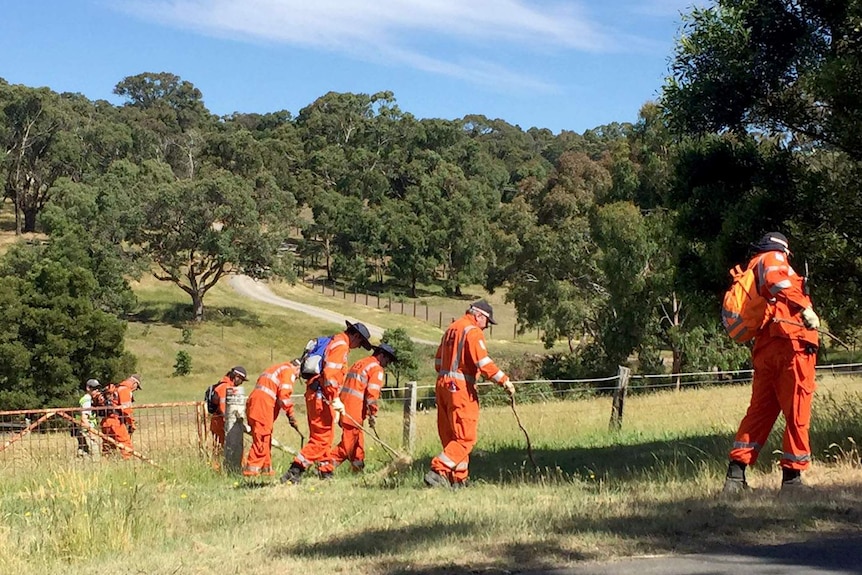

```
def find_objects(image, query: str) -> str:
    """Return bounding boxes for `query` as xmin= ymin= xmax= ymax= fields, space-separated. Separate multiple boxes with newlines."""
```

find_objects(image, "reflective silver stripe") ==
xmin=279 ymin=384 xmax=293 ymax=392
xmin=437 ymin=452 xmax=457 ymax=469
xmin=325 ymin=362 xmax=344 ymax=369
xmin=330 ymin=340 xmax=347 ymax=348
xmin=243 ymin=465 xmax=261 ymax=473
xmin=280 ymin=399 xmax=293 ymax=407
xmin=733 ymin=441 xmax=762 ymax=451
xmin=783 ymin=452 xmax=810 ymax=462
xmin=366 ymin=399 xmax=378 ymax=407
xmin=346 ymin=372 xmax=369 ymax=384
xmin=120 ymin=402 xmax=133 ymax=408
xmin=264 ymin=373 xmax=280 ymax=385
xmin=296 ymin=453 xmax=312 ymax=467
xmin=254 ymin=385 xmax=277 ymax=400
xmin=368 ymin=384 xmax=381 ymax=391
xmin=770 ymin=279 xmax=792 ymax=294
xmin=455 ymin=462 xmax=468 ymax=471
xmin=341 ymin=387 xmax=364 ymax=400
xmin=437 ymin=370 xmax=476 ymax=383
xmin=491 ymin=370 xmax=505 ymax=383
xmin=324 ymin=379 xmax=339 ymax=388
xmin=764 ymin=265 xmax=785 ymax=273
xmin=477 ymin=357 xmax=492 ymax=368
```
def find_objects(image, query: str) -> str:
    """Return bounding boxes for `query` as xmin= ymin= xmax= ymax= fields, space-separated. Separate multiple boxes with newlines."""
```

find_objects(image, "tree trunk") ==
xmin=22 ymin=205 xmax=37 ymax=234
xmin=192 ymin=291 xmax=205 ymax=322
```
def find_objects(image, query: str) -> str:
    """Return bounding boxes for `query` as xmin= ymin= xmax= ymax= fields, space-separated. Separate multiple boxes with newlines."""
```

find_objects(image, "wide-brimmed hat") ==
xmin=372 ymin=343 xmax=398 ymax=363
xmin=469 ymin=300 xmax=497 ymax=325
xmin=345 ymin=321 xmax=373 ymax=349
xmin=85 ymin=378 xmax=101 ymax=389
xmin=130 ymin=374 xmax=143 ymax=390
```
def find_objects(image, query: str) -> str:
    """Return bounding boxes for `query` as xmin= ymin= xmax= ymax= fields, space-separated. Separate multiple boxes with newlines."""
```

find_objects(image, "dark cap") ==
xmin=345 ymin=321 xmax=373 ymax=350
xmin=230 ymin=366 xmax=248 ymax=381
xmin=469 ymin=300 xmax=497 ymax=325
xmin=373 ymin=343 xmax=398 ymax=363
xmin=751 ymin=232 xmax=791 ymax=255
xmin=85 ymin=378 xmax=101 ymax=389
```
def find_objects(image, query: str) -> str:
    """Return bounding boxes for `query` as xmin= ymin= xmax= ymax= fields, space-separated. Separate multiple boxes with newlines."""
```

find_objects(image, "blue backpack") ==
xmin=300 ymin=335 xmax=333 ymax=380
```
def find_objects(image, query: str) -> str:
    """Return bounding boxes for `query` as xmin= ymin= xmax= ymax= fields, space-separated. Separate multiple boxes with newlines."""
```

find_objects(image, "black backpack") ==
xmin=203 ymin=382 xmax=220 ymax=415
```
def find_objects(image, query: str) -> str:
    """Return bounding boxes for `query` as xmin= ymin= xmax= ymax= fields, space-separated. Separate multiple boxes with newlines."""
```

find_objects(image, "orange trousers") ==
xmin=243 ymin=417 xmax=274 ymax=476
xmin=293 ymin=389 xmax=335 ymax=474
xmin=332 ymin=424 xmax=365 ymax=471
xmin=730 ymin=337 xmax=817 ymax=470
xmin=430 ymin=380 xmax=479 ymax=482
xmin=101 ymin=415 xmax=132 ymax=459
xmin=209 ymin=415 xmax=226 ymax=449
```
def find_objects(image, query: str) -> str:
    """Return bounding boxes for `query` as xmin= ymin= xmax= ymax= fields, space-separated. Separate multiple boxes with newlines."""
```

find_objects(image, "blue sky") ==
xmin=0 ymin=0 xmax=705 ymax=134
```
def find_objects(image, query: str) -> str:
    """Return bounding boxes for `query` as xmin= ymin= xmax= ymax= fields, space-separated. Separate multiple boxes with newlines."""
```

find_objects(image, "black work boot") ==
xmin=423 ymin=470 xmax=451 ymax=489
xmin=318 ymin=470 xmax=334 ymax=480
xmin=280 ymin=462 xmax=304 ymax=485
xmin=721 ymin=460 xmax=749 ymax=495
xmin=451 ymin=478 xmax=471 ymax=490
xmin=780 ymin=468 xmax=812 ymax=495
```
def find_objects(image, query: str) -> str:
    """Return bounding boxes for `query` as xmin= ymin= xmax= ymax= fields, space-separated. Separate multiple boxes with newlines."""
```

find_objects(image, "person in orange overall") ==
xmin=116 ymin=374 xmax=142 ymax=437
xmin=332 ymin=343 xmax=397 ymax=472
xmin=210 ymin=366 xmax=248 ymax=450
xmin=281 ymin=321 xmax=372 ymax=484
xmin=243 ymin=360 xmax=301 ymax=477
xmin=723 ymin=232 xmax=821 ymax=493
xmin=425 ymin=300 xmax=515 ymax=489
xmin=97 ymin=381 xmax=133 ymax=459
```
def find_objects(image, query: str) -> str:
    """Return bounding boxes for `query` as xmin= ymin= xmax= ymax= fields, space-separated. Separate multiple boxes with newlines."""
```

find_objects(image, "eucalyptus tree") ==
xmin=0 ymin=83 xmax=86 ymax=233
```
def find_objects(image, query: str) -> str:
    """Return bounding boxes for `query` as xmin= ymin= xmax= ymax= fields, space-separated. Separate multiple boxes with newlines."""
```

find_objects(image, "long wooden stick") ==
xmin=510 ymin=396 xmax=538 ymax=469
xmin=771 ymin=318 xmax=851 ymax=349
xmin=0 ymin=411 xmax=55 ymax=453
xmin=56 ymin=412 xmax=161 ymax=468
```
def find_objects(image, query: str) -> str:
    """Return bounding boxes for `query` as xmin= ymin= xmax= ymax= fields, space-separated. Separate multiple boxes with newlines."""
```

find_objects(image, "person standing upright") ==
xmin=243 ymin=360 xmax=301 ymax=477
xmin=425 ymin=300 xmax=515 ymax=489
xmin=332 ymin=343 xmax=397 ymax=472
xmin=208 ymin=366 xmax=248 ymax=450
xmin=281 ymin=321 xmax=372 ymax=484
xmin=116 ymin=374 xmax=142 ymax=438
xmin=723 ymin=232 xmax=821 ymax=493
xmin=72 ymin=378 xmax=101 ymax=457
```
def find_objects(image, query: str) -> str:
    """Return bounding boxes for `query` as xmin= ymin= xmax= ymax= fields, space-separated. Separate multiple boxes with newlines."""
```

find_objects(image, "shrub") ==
xmin=173 ymin=351 xmax=192 ymax=376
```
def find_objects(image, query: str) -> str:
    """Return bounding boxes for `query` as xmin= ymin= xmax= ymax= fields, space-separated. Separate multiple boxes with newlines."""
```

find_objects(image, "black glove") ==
xmin=367 ymin=414 xmax=376 ymax=429
xmin=288 ymin=416 xmax=298 ymax=429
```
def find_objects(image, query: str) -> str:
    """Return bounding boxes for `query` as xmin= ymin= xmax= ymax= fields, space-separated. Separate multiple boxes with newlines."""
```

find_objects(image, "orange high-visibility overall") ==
xmin=209 ymin=376 xmax=234 ymax=448
xmin=98 ymin=384 xmax=133 ymax=459
xmin=117 ymin=378 xmax=137 ymax=435
xmin=294 ymin=332 xmax=350 ymax=474
xmin=730 ymin=250 xmax=819 ymax=471
xmin=243 ymin=362 xmax=299 ymax=476
xmin=332 ymin=355 xmax=384 ymax=471
xmin=431 ymin=313 xmax=510 ymax=483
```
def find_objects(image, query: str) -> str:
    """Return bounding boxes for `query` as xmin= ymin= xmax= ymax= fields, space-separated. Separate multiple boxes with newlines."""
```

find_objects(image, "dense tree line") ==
xmin=2 ymin=0 xmax=862 ymax=407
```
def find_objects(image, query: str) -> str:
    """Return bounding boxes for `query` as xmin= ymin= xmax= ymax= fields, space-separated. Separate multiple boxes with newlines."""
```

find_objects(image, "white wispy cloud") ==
xmin=631 ymin=0 xmax=707 ymax=17
xmin=115 ymin=0 xmax=646 ymax=92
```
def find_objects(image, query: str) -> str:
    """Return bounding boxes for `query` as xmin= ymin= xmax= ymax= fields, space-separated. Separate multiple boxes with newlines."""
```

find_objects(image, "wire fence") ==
xmin=3 ymin=363 xmax=861 ymax=472
xmin=0 ymin=402 xmax=207 ymax=471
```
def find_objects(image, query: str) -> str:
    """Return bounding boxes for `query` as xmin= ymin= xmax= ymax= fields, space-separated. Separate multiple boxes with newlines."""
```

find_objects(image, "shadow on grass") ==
xmin=129 ymin=303 xmax=262 ymax=328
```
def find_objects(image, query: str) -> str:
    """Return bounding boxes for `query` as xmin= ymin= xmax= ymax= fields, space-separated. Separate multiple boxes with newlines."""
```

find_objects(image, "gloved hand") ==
xmin=502 ymin=380 xmax=515 ymax=398
xmin=367 ymin=414 xmax=377 ymax=429
xmin=330 ymin=397 xmax=345 ymax=414
xmin=288 ymin=415 xmax=298 ymax=429
xmin=801 ymin=307 xmax=821 ymax=330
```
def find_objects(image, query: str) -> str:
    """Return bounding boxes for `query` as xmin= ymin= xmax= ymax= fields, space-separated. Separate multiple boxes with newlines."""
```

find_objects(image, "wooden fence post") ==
xmin=609 ymin=366 xmax=631 ymax=432
xmin=402 ymin=381 xmax=417 ymax=454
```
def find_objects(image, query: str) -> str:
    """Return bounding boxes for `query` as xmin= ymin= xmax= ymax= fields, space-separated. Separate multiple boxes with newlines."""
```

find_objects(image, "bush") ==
xmin=173 ymin=351 xmax=192 ymax=376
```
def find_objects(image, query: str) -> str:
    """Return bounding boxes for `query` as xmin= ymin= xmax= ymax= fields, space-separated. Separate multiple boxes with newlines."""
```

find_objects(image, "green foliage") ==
xmin=173 ymin=350 xmax=192 ymax=377
xmin=0 ymin=237 xmax=136 ymax=409
xmin=181 ymin=327 xmax=193 ymax=345
xmin=380 ymin=327 xmax=418 ymax=387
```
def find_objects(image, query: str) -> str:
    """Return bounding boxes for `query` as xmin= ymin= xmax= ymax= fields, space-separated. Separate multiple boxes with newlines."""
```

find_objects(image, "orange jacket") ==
xmin=339 ymin=355 xmax=384 ymax=425
xmin=211 ymin=375 xmax=235 ymax=419
xmin=310 ymin=332 xmax=351 ymax=402
xmin=435 ymin=313 xmax=509 ymax=391
xmin=117 ymin=378 xmax=137 ymax=428
xmin=247 ymin=362 xmax=299 ymax=423
xmin=749 ymin=250 xmax=818 ymax=347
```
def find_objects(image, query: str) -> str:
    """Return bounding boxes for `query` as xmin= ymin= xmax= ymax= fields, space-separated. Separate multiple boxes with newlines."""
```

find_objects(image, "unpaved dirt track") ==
xmin=229 ymin=276 xmax=438 ymax=346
